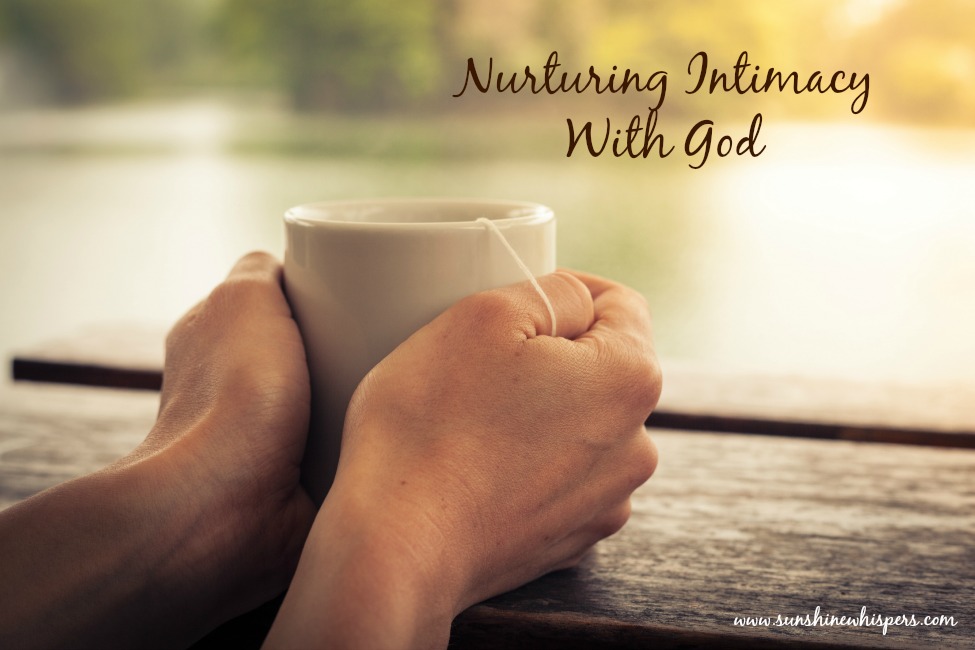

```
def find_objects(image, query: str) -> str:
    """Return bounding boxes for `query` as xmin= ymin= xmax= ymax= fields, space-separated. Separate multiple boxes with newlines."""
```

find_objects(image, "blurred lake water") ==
xmin=1 ymin=98 xmax=973 ymax=388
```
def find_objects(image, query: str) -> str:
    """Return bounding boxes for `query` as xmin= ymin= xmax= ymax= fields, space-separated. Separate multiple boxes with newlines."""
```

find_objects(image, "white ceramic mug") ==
xmin=283 ymin=198 xmax=556 ymax=504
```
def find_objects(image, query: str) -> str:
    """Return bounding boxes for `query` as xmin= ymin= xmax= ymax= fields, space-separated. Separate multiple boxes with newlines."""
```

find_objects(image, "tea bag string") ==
xmin=476 ymin=217 xmax=557 ymax=337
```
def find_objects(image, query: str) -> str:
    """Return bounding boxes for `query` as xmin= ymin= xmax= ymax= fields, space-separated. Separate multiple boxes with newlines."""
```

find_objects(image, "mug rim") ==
xmin=284 ymin=198 xmax=553 ymax=229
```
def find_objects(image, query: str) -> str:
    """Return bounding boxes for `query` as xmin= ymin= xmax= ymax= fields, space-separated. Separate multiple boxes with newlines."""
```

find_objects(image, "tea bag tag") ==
xmin=476 ymin=217 xmax=557 ymax=337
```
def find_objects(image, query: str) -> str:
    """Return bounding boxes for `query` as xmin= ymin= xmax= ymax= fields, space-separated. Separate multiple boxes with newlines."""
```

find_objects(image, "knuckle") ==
xmin=164 ymin=302 xmax=200 ymax=351
xmin=628 ymin=433 xmax=659 ymax=488
xmin=165 ymin=276 xmax=272 ymax=351
xmin=596 ymin=500 xmax=632 ymax=539
xmin=611 ymin=346 xmax=663 ymax=419
xmin=555 ymin=548 xmax=590 ymax=572
xmin=207 ymin=275 xmax=270 ymax=313
xmin=453 ymin=288 xmax=528 ymax=333
xmin=163 ymin=322 xmax=181 ymax=355
xmin=231 ymin=250 xmax=279 ymax=279
xmin=240 ymin=250 xmax=275 ymax=266
xmin=640 ymin=355 xmax=664 ymax=413
xmin=550 ymin=270 xmax=591 ymax=303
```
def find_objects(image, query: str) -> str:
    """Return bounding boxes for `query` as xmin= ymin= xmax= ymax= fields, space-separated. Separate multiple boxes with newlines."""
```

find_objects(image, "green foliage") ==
xmin=0 ymin=0 xmax=206 ymax=103
xmin=1 ymin=0 xmax=972 ymax=124
xmin=216 ymin=0 xmax=442 ymax=111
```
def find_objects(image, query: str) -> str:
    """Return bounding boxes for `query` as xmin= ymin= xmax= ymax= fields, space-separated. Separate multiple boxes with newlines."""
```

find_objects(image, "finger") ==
xmin=167 ymin=252 xmax=279 ymax=346
xmin=530 ymin=271 xmax=595 ymax=340
xmin=559 ymin=271 xmax=662 ymax=417
xmin=212 ymin=251 xmax=291 ymax=319
xmin=556 ymin=268 xmax=626 ymax=302
xmin=458 ymin=271 xmax=595 ymax=342
xmin=164 ymin=253 xmax=277 ymax=369
xmin=226 ymin=250 xmax=282 ymax=284
xmin=567 ymin=270 xmax=654 ymax=349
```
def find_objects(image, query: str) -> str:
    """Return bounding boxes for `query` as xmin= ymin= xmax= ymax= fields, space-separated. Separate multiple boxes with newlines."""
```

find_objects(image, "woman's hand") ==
xmin=267 ymin=270 xmax=661 ymax=649
xmin=145 ymin=251 xmax=318 ymax=625
xmin=0 ymin=254 xmax=660 ymax=650
xmin=0 ymin=252 xmax=317 ymax=648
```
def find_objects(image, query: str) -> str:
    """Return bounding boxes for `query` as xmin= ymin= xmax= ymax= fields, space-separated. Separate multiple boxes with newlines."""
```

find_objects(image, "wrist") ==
xmin=123 ymin=426 xmax=307 ymax=628
xmin=266 ymin=476 xmax=464 ymax=649
xmin=0 ymin=454 xmax=227 ymax=648
xmin=106 ymin=452 xmax=241 ymax=638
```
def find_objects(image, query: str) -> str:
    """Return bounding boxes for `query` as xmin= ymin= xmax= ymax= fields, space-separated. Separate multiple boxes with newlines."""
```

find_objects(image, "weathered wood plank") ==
xmin=10 ymin=323 xmax=165 ymax=392
xmin=10 ymin=325 xmax=975 ymax=447
xmin=656 ymin=361 xmax=975 ymax=443
xmin=1 ymin=382 xmax=972 ymax=648
xmin=0 ymin=381 xmax=155 ymax=509
xmin=453 ymin=430 xmax=975 ymax=648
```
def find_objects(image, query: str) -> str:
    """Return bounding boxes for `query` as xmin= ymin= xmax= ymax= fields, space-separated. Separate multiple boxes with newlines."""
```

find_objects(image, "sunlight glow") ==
xmin=843 ymin=0 xmax=903 ymax=27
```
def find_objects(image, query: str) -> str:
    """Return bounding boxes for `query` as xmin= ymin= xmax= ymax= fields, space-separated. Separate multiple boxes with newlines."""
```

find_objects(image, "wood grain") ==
xmin=10 ymin=323 xmax=165 ymax=392
xmin=453 ymin=430 xmax=975 ymax=648
xmin=652 ymin=362 xmax=975 ymax=448
xmin=10 ymin=325 xmax=975 ymax=448
xmin=2 ymin=382 xmax=971 ymax=648
xmin=0 ymin=381 xmax=154 ymax=509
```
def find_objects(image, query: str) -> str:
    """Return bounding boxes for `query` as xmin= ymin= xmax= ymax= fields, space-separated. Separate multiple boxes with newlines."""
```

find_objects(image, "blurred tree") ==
xmin=0 ymin=0 xmax=206 ymax=103
xmin=217 ymin=0 xmax=441 ymax=111
xmin=582 ymin=0 xmax=850 ymax=116
xmin=1 ymin=0 xmax=145 ymax=101
xmin=849 ymin=0 xmax=975 ymax=124
xmin=1 ymin=0 xmax=970 ymax=125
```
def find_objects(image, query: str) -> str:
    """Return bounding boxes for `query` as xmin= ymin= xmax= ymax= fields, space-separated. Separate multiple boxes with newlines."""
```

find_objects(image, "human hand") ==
xmin=142 ymin=251 xmax=317 ymax=627
xmin=0 ymin=252 xmax=318 ymax=649
xmin=266 ymin=270 xmax=660 ymax=649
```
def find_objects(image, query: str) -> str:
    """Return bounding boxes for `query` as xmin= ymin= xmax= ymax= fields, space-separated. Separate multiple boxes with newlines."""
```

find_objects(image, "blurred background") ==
xmin=1 ymin=0 xmax=973 ymax=387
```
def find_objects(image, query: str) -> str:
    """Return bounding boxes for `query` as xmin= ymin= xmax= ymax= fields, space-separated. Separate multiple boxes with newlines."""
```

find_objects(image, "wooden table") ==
xmin=4 ymin=329 xmax=974 ymax=649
